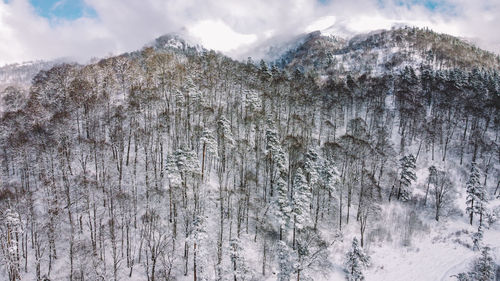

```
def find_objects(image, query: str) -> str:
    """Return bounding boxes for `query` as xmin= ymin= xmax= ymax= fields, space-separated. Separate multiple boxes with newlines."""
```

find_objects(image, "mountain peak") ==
xmin=275 ymin=26 xmax=500 ymax=75
xmin=145 ymin=33 xmax=206 ymax=54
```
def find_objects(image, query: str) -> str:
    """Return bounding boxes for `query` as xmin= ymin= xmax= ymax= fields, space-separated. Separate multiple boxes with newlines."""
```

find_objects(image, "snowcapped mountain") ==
xmin=147 ymin=33 xmax=206 ymax=53
xmin=274 ymin=26 xmax=500 ymax=76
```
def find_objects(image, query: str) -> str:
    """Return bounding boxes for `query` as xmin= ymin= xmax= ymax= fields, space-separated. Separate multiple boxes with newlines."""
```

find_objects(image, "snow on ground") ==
xmin=367 ymin=220 xmax=472 ymax=281
xmin=368 ymin=239 xmax=473 ymax=281
xmin=365 ymin=198 xmax=500 ymax=281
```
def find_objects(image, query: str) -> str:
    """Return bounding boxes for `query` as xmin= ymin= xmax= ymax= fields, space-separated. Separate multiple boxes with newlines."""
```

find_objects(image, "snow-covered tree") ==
xmin=304 ymin=148 xmax=320 ymax=187
xmin=473 ymin=246 xmax=496 ymax=281
xmin=432 ymin=169 xmax=455 ymax=221
xmin=472 ymin=225 xmax=483 ymax=251
xmin=218 ymin=116 xmax=235 ymax=146
xmin=358 ymin=199 xmax=380 ymax=247
xmin=1 ymin=209 xmax=22 ymax=281
xmin=217 ymin=115 xmax=235 ymax=172
xmin=266 ymin=126 xmax=291 ymax=239
xmin=273 ymin=176 xmax=292 ymax=240
xmin=200 ymin=128 xmax=217 ymax=180
xmin=200 ymin=128 xmax=218 ymax=156
xmin=295 ymin=229 xmax=333 ymax=281
xmin=165 ymin=148 xmax=200 ymax=188
xmin=174 ymin=88 xmax=186 ymax=105
xmin=229 ymin=237 xmax=251 ymax=281
xmin=187 ymin=215 xmax=210 ymax=281
xmin=455 ymin=246 xmax=495 ymax=281
xmin=292 ymin=168 xmax=312 ymax=231
xmin=320 ymin=160 xmax=341 ymax=229
xmin=266 ymin=127 xmax=287 ymax=174
xmin=277 ymin=240 xmax=296 ymax=281
xmin=424 ymin=165 xmax=438 ymax=206
xmin=291 ymin=168 xmax=313 ymax=248
xmin=321 ymin=160 xmax=340 ymax=195
xmin=397 ymin=154 xmax=417 ymax=201
xmin=344 ymin=237 xmax=370 ymax=281
xmin=244 ymin=89 xmax=262 ymax=113
xmin=466 ymin=163 xmax=488 ymax=226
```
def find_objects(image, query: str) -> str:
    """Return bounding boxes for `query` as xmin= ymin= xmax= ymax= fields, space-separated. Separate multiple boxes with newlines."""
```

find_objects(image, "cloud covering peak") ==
xmin=0 ymin=0 xmax=499 ymax=65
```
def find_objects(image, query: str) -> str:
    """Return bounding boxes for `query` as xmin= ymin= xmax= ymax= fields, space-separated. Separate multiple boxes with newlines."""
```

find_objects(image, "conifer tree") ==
xmin=1 ymin=209 xmax=22 ymax=281
xmin=266 ymin=126 xmax=291 ymax=240
xmin=304 ymin=148 xmax=320 ymax=187
xmin=188 ymin=215 xmax=209 ymax=281
xmin=466 ymin=163 xmax=488 ymax=226
xmin=274 ymin=176 xmax=292 ymax=241
xmin=199 ymin=128 xmax=217 ymax=180
xmin=473 ymin=246 xmax=495 ymax=281
xmin=424 ymin=165 xmax=437 ymax=206
xmin=344 ymin=238 xmax=370 ymax=281
xmin=397 ymin=154 xmax=417 ymax=201
xmin=277 ymin=241 xmax=296 ymax=281
xmin=292 ymin=168 xmax=312 ymax=231
xmin=292 ymin=168 xmax=312 ymax=247
xmin=455 ymin=246 xmax=495 ymax=281
xmin=472 ymin=225 xmax=483 ymax=251
xmin=229 ymin=237 xmax=251 ymax=281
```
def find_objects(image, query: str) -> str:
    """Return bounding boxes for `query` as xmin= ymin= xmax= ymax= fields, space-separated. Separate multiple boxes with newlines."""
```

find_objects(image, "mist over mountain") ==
xmin=0 ymin=25 xmax=499 ymax=281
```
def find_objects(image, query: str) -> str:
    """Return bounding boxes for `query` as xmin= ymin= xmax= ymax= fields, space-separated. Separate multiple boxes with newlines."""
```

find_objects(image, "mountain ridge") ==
xmin=2 ymin=26 xmax=499 ymax=91
xmin=275 ymin=26 xmax=500 ymax=76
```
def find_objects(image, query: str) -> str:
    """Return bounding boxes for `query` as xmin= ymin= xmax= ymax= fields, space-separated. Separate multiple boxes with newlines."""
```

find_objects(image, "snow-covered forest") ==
xmin=1 ymin=27 xmax=500 ymax=281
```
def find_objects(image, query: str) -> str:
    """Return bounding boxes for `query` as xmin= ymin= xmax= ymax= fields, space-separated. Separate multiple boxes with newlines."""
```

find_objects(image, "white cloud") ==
xmin=0 ymin=0 xmax=499 ymax=66
xmin=51 ymin=0 xmax=67 ymax=11
xmin=188 ymin=19 xmax=257 ymax=52
xmin=306 ymin=16 xmax=336 ymax=32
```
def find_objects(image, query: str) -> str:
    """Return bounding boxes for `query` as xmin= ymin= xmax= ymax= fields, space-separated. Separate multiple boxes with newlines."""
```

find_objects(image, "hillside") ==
xmin=278 ymin=27 xmax=500 ymax=76
xmin=0 ymin=60 xmax=64 ymax=91
xmin=0 ymin=28 xmax=499 ymax=281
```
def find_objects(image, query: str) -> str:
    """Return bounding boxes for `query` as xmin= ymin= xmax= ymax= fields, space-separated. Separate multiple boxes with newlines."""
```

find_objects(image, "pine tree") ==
xmin=1 ymin=209 xmax=22 ymax=281
xmin=466 ymin=163 xmax=488 ymax=226
xmin=243 ymin=89 xmax=262 ymax=113
xmin=454 ymin=246 xmax=495 ymax=281
xmin=266 ymin=128 xmax=287 ymax=174
xmin=344 ymin=238 xmax=370 ymax=281
xmin=217 ymin=115 xmax=235 ymax=171
xmin=321 ymin=160 xmax=340 ymax=195
xmin=304 ymin=148 xmax=320 ymax=187
xmin=454 ymin=273 xmax=471 ymax=281
xmin=473 ymin=246 xmax=495 ymax=281
xmin=166 ymin=148 xmax=200 ymax=188
xmin=474 ymin=188 xmax=488 ymax=228
xmin=424 ymin=165 xmax=437 ymax=206
xmin=291 ymin=168 xmax=313 ymax=248
xmin=472 ymin=225 xmax=483 ymax=251
xmin=188 ymin=215 xmax=209 ymax=281
xmin=397 ymin=154 xmax=417 ymax=201
xmin=200 ymin=128 xmax=217 ymax=180
xmin=259 ymin=59 xmax=272 ymax=84
xmin=266 ymin=126 xmax=291 ymax=239
xmin=274 ymin=176 xmax=292 ymax=240
xmin=277 ymin=240 xmax=296 ymax=281
xmin=321 ymin=160 xmax=341 ymax=229
xmin=200 ymin=128 xmax=218 ymax=156
xmin=292 ymin=168 xmax=312 ymax=231
xmin=229 ymin=238 xmax=251 ymax=281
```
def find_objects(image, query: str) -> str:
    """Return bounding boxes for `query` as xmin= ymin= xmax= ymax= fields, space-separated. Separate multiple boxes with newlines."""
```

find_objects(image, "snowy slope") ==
xmin=275 ymin=26 xmax=500 ymax=77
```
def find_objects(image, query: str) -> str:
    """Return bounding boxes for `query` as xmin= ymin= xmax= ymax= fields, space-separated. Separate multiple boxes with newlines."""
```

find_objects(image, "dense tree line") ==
xmin=0 ymin=40 xmax=499 ymax=281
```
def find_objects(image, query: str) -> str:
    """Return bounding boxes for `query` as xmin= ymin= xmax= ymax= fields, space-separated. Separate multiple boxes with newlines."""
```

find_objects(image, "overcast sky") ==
xmin=0 ymin=0 xmax=499 ymax=65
